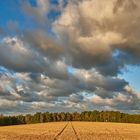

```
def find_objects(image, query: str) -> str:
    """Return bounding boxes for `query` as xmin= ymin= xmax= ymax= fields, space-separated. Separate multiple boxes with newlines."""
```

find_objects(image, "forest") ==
xmin=0 ymin=111 xmax=140 ymax=126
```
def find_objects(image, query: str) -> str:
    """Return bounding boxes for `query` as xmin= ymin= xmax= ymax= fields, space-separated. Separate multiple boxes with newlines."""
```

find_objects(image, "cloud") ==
xmin=0 ymin=36 xmax=68 ymax=79
xmin=22 ymin=0 xmax=66 ymax=25
xmin=53 ymin=0 xmax=140 ymax=75
xmin=1 ymin=66 xmax=139 ymax=113
xmin=0 ymin=0 xmax=140 ymax=114
xmin=22 ymin=30 xmax=63 ymax=60
xmin=0 ymin=37 xmax=46 ymax=72
xmin=22 ymin=0 xmax=50 ymax=24
xmin=91 ymin=84 xmax=140 ymax=112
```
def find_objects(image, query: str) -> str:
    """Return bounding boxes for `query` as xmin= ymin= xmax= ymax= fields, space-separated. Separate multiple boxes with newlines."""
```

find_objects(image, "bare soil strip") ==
xmin=54 ymin=122 xmax=69 ymax=140
xmin=71 ymin=122 xmax=80 ymax=140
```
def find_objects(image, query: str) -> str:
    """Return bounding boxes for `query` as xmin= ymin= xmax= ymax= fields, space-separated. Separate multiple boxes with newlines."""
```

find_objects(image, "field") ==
xmin=0 ymin=122 xmax=140 ymax=140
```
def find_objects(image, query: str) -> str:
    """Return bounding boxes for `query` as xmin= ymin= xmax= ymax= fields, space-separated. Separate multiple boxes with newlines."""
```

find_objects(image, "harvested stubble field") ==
xmin=0 ymin=122 xmax=140 ymax=140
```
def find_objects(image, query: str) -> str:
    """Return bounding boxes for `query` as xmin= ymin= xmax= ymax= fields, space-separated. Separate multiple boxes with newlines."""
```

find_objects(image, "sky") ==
xmin=0 ymin=0 xmax=140 ymax=115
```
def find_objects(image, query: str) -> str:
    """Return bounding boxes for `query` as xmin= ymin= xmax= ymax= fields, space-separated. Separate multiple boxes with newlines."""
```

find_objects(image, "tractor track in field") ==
xmin=53 ymin=122 xmax=69 ymax=140
xmin=70 ymin=122 xmax=80 ymax=140
xmin=38 ymin=122 xmax=80 ymax=140
xmin=38 ymin=122 xmax=69 ymax=139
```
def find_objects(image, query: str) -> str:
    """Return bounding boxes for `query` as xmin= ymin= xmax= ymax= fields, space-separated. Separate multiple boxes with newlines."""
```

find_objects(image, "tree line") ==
xmin=0 ymin=111 xmax=140 ymax=126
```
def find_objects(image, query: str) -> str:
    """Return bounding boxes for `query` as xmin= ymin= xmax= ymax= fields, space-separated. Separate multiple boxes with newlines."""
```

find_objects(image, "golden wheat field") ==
xmin=0 ymin=122 xmax=140 ymax=140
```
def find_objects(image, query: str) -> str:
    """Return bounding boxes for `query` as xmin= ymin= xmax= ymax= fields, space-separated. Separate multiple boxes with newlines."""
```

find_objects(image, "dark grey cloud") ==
xmin=0 ymin=37 xmax=46 ymax=72
xmin=0 ymin=37 xmax=68 ymax=80
xmin=22 ymin=31 xmax=63 ymax=60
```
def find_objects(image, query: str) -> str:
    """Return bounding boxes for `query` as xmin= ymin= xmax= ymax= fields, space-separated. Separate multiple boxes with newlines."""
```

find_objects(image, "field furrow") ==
xmin=54 ymin=122 xmax=69 ymax=140
xmin=58 ymin=122 xmax=77 ymax=140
